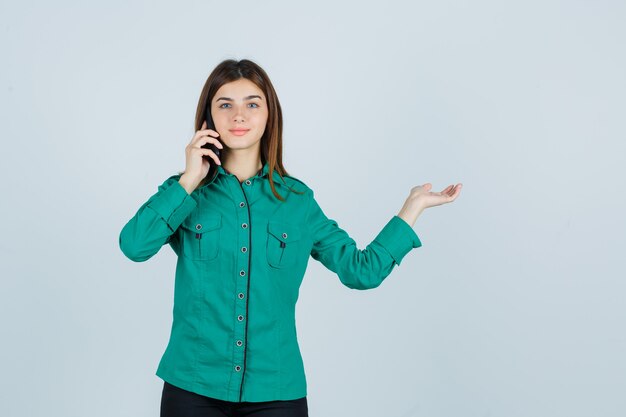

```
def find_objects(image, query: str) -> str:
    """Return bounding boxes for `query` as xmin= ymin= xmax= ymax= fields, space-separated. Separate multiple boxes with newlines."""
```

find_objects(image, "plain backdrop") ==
xmin=1 ymin=1 xmax=625 ymax=416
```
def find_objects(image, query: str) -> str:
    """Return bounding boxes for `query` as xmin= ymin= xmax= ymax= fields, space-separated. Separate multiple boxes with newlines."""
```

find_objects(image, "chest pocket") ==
xmin=266 ymin=221 xmax=302 ymax=268
xmin=180 ymin=214 xmax=222 ymax=261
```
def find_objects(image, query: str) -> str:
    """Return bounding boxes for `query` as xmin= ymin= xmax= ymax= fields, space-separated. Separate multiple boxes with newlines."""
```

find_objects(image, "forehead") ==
xmin=214 ymin=78 xmax=265 ymax=100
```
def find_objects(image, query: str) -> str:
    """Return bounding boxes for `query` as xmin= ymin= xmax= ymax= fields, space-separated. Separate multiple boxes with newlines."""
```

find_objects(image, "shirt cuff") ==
xmin=147 ymin=180 xmax=197 ymax=232
xmin=373 ymin=215 xmax=422 ymax=266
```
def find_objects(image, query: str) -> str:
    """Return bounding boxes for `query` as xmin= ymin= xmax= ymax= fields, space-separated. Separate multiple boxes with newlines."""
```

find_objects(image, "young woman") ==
xmin=119 ymin=58 xmax=462 ymax=417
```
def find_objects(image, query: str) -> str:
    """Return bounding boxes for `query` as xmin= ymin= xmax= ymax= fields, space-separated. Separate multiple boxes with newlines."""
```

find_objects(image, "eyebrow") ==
xmin=215 ymin=95 xmax=263 ymax=102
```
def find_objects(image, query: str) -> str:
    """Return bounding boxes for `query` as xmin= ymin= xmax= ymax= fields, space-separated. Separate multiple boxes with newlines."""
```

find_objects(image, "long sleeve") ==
xmin=307 ymin=189 xmax=422 ymax=290
xmin=119 ymin=175 xmax=197 ymax=262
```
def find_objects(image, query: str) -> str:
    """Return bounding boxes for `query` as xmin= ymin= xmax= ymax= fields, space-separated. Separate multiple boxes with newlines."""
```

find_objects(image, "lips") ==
xmin=229 ymin=129 xmax=250 ymax=136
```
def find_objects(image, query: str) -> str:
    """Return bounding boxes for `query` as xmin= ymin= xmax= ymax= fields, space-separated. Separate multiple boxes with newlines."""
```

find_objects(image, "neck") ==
xmin=222 ymin=150 xmax=263 ymax=183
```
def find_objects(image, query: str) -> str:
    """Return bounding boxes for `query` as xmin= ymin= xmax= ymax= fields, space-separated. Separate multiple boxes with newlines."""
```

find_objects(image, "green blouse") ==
xmin=119 ymin=161 xmax=422 ymax=402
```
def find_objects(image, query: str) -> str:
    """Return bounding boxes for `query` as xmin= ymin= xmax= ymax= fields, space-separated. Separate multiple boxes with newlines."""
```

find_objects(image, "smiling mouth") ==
xmin=230 ymin=129 xmax=250 ymax=136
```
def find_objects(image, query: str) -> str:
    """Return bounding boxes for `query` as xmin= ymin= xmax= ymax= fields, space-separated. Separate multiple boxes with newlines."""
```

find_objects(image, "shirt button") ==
xmin=238 ymin=315 xmax=244 ymax=321
xmin=242 ymin=223 xmax=248 ymax=229
xmin=239 ymin=201 xmax=245 ymax=208
xmin=195 ymin=224 xmax=202 ymax=231
xmin=241 ymin=246 xmax=247 ymax=253
xmin=245 ymin=180 xmax=251 ymax=185
xmin=235 ymin=365 xmax=241 ymax=372
xmin=236 ymin=340 xmax=243 ymax=347
xmin=238 ymin=292 xmax=245 ymax=299
xmin=282 ymin=232 xmax=288 ymax=239
xmin=239 ymin=270 xmax=246 ymax=277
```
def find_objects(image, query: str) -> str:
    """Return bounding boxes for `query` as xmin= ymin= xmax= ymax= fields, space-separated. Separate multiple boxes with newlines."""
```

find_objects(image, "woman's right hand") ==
xmin=179 ymin=120 xmax=224 ymax=194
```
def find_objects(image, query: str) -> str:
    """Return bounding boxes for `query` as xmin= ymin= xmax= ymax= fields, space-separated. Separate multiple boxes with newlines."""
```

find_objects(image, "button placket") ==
xmin=233 ymin=182 xmax=251 ymax=385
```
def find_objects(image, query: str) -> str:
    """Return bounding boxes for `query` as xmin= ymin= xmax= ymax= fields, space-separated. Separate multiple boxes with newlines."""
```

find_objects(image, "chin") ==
xmin=225 ymin=142 xmax=261 ymax=151
xmin=225 ymin=135 xmax=262 ymax=147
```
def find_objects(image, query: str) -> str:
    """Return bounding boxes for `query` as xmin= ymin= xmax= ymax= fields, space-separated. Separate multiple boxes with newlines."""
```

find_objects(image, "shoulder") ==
xmin=158 ymin=173 xmax=183 ymax=189
xmin=280 ymin=173 xmax=313 ymax=196
xmin=166 ymin=173 xmax=183 ymax=181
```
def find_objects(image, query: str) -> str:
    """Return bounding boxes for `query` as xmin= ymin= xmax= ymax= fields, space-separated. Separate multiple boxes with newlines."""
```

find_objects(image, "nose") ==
xmin=232 ymin=104 xmax=248 ymax=123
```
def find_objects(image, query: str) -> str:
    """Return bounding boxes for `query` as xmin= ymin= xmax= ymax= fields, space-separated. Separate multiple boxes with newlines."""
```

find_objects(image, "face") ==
xmin=210 ymin=78 xmax=269 ymax=155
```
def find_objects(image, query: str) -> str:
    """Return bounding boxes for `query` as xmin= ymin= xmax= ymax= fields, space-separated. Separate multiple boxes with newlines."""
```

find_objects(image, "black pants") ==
xmin=160 ymin=381 xmax=309 ymax=417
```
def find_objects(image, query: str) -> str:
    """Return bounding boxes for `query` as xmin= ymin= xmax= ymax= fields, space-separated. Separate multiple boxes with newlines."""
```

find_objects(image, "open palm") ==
xmin=411 ymin=183 xmax=463 ymax=209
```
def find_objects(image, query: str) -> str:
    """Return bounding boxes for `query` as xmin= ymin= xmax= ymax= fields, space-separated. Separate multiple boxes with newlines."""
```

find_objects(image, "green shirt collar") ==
xmin=215 ymin=161 xmax=287 ymax=186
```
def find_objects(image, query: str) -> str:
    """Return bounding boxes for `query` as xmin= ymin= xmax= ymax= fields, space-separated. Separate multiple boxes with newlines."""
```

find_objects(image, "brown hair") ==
xmin=178 ymin=58 xmax=303 ymax=201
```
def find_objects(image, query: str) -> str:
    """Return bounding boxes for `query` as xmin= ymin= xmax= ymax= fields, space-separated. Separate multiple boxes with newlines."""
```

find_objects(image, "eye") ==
xmin=218 ymin=103 xmax=259 ymax=109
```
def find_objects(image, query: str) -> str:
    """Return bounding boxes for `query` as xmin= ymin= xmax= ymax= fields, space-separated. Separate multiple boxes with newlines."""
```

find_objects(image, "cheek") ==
xmin=211 ymin=115 xmax=228 ymax=131
xmin=253 ymin=111 xmax=269 ymax=127
xmin=211 ymin=112 xmax=225 ymax=124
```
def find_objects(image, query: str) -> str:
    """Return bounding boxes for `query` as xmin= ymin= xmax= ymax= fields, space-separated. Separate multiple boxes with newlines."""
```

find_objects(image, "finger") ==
xmin=190 ymin=121 xmax=210 ymax=142
xmin=196 ymin=135 xmax=224 ymax=149
xmin=199 ymin=148 xmax=222 ymax=165
xmin=445 ymin=184 xmax=462 ymax=200
xmin=199 ymin=128 xmax=220 ymax=138
xmin=193 ymin=129 xmax=220 ymax=143
xmin=192 ymin=135 xmax=222 ymax=150
xmin=437 ymin=185 xmax=453 ymax=196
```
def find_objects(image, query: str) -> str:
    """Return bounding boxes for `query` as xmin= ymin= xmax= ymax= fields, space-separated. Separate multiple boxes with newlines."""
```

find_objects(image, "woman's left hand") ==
xmin=397 ymin=182 xmax=462 ymax=227
xmin=410 ymin=182 xmax=463 ymax=210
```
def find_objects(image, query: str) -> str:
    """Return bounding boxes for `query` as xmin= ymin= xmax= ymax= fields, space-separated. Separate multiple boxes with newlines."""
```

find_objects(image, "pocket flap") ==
xmin=267 ymin=221 xmax=301 ymax=243
xmin=181 ymin=215 xmax=222 ymax=234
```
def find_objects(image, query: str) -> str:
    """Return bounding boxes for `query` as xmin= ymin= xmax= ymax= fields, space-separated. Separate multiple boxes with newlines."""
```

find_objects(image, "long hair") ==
xmin=179 ymin=58 xmax=302 ymax=201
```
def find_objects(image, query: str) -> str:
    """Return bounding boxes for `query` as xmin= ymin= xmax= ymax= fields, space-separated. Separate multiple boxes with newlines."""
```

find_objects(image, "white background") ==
xmin=1 ymin=1 xmax=625 ymax=416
